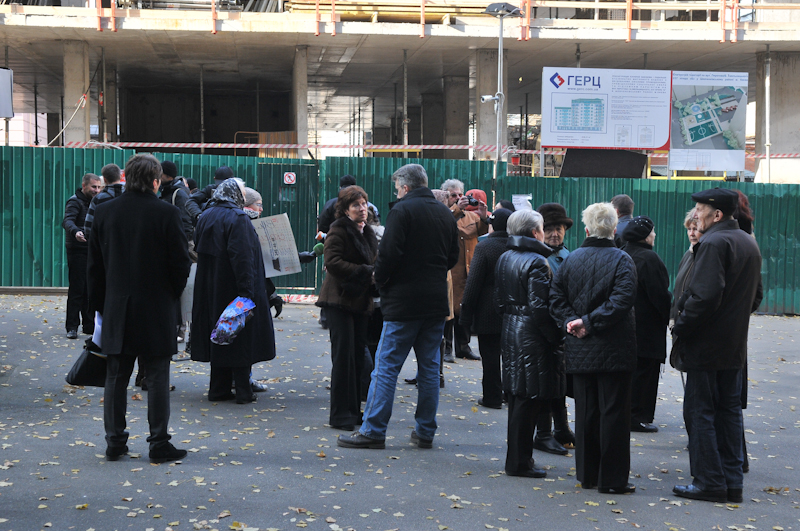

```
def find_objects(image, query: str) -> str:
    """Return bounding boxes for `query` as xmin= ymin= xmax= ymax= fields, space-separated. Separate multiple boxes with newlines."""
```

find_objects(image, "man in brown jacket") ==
xmin=440 ymin=179 xmax=488 ymax=362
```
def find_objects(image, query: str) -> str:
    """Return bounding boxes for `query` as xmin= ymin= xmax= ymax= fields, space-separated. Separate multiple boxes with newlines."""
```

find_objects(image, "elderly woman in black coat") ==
xmin=621 ymin=216 xmax=671 ymax=434
xmin=316 ymin=185 xmax=378 ymax=431
xmin=550 ymin=202 xmax=637 ymax=494
xmin=191 ymin=178 xmax=276 ymax=404
xmin=460 ymin=208 xmax=513 ymax=410
xmin=495 ymin=210 xmax=565 ymax=478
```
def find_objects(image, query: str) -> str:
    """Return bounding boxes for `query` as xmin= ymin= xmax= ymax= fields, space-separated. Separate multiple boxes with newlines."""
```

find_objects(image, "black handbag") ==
xmin=66 ymin=339 xmax=107 ymax=387
xmin=669 ymin=335 xmax=686 ymax=372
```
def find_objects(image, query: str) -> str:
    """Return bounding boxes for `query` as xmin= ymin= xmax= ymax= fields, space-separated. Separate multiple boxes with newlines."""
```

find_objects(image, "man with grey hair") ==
xmin=440 ymin=179 xmax=488 ymax=362
xmin=338 ymin=164 xmax=459 ymax=450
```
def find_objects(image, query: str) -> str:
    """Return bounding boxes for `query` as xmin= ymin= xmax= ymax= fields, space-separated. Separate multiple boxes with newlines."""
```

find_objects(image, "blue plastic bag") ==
xmin=211 ymin=296 xmax=256 ymax=345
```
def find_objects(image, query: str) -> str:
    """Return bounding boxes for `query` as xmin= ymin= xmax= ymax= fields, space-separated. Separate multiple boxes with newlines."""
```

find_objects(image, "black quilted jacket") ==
xmin=494 ymin=235 xmax=566 ymax=399
xmin=459 ymin=231 xmax=508 ymax=335
xmin=549 ymin=237 xmax=638 ymax=374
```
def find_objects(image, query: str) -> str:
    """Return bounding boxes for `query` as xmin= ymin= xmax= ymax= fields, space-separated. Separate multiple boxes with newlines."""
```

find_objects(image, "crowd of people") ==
xmin=65 ymin=157 xmax=763 ymax=503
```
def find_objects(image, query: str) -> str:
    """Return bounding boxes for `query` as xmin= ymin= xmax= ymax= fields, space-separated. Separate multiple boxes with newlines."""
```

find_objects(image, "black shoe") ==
xmin=579 ymin=481 xmax=597 ymax=489
xmin=236 ymin=393 xmax=257 ymax=404
xmin=599 ymin=483 xmax=636 ymax=494
xmin=410 ymin=430 xmax=433 ymax=449
xmin=477 ymin=398 xmax=502 ymax=410
xmin=404 ymin=378 xmax=417 ymax=385
xmin=727 ymin=488 xmax=743 ymax=503
xmin=66 ymin=329 xmax=78 ymax=340
xmin=250 ymin=379 xmax=269 ymax=393
xmin=456 ymin=349 xmax=481 ymax=361
xmin=337 ymin=432 xmax=385 ymax=449
xmin=208 ymin=393 xmax=236 ymax=402
xmin=554 ymin=428 xmax=576 ymax=447
xmin=631 ymin=421 xmax=659 ymax=433
xmin=533 ymin=435 xmax=568 ymax=456
xmin=507 ymin=467 xmax=547 ymax=478
xmin=319 ymin=318 xmax=328 ymax=330
xmin=443 ymin=352 xmax=456 ymax=364
xmin=82 ymin=328 xmax=94 ymax=336
xmin=672 ymin=484 xmax=726 ymax=502
xmin=331 ymin=424 xmax=355 ymax=431
xmin=105 ymin=445 xmax=129 ymax=461
xmin=149 ymin=443 xmax=187 ymax=463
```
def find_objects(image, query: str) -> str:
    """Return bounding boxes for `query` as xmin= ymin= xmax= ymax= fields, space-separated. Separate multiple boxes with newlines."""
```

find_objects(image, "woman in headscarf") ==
xmin=316 ymin=185 xmax=379 ymax=431
xmin=191 ymin=178 xmax=276 ymax=404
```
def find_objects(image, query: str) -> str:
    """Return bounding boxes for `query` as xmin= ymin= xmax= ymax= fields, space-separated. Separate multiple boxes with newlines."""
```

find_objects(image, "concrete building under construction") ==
xmin=1 ymin=0 xmax=799 ymax=180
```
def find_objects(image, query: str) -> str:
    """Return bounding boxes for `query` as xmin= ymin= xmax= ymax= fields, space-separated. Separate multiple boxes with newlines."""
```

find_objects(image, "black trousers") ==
xmin=444 ymin=319 xmax=472 ymax=356
xmin=104 ymin=355 xmax=171 ymax=451
xmin=478 ymin=334 xmax=502 ymax=407
xmin=573 ymin=372 xmax=632 ymax=489
xmin=209 ymin=365 xmax=252 ymax=402
xmin=66 ymin=249 xmax=91 ymax=332
xmin=505 ymin=395 xmax=542 ymax=474
xmin=631 ymin=357 xmax=661 ymax=423
xmin=327 ymin=306 xmax=368 ymax=427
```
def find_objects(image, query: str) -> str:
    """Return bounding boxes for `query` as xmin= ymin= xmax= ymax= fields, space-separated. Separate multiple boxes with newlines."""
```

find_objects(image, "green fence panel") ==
xmin=323 ymin=157 xmax=498 ymax=223
xmin=150 ymin=153 xmax=304 ymax=188
xmin=0 ymin=146 xmax=134 ymax=287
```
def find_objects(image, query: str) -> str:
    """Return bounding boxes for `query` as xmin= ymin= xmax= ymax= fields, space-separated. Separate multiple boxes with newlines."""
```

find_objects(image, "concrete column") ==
xmin=444 ymin=76 xmax=469 ymax=159
xmin=292 ymin=45 xmax=309 ymax=158
xmin=106 ymin=70 xmax=117 ymax=142
xmin=46 ymin=113 xmax=62 ymax=147
xmin=421 ymin=92 xmax=444 ymax=159
xmin=475 ymin=49 xmax=508 ymax=160
xmin=63 ymin=41 xmax=90 ymax=144
xmin=755 ymin=51 xmax=800 ymax=183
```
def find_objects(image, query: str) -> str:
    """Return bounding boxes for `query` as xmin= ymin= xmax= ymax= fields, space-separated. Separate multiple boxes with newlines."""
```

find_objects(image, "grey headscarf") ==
xmin=209 ymin=178 xmax=246 ymax=209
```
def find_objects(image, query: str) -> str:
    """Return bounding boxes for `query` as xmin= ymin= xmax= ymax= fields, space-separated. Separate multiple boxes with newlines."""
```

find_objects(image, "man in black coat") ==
xmin=672 ymin=188 xmax=762 ymax=504
xmin=159 ymin=161 xmax=195 ymax=242
xmin=621 ymin=216 xmax=672 ymax=433
xmin=62 ymin=172 xmax=102 ymax=339
xmin=83 ymin=163 xmax=123 ymax=243
xmin=88 ymin=154 xmax=192 ymax=464
xmin=611 ymin=194 xmax=634 ymax=248
xmin=337 ymin=164 xmax=459 ymax=450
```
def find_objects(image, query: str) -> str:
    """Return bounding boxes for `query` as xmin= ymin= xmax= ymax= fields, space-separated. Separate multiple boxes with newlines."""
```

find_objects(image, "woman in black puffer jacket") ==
xmin=549 ymin=202 xmax=637 ymax=495
xmin=460 ymin=208 xmax=513 ymax=409
xmin=494 ymin=210 xmax=566 ymax=479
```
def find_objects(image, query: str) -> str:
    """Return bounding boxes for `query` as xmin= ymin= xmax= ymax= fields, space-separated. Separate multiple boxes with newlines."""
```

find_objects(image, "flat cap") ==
xmin=691 ymin=187 xmax=739 ymax=215
xmin=622 ymin=215 xmax=655 ymax=242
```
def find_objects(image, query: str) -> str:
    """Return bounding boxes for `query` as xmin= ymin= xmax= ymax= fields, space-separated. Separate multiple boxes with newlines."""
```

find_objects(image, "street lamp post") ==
xmin=482 ymin=3 xmax=521 ymax=203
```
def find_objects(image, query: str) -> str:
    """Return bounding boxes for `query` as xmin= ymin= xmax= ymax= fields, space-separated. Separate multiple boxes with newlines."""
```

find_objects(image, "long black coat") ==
xmin=87 ymin=191 xmax=191 ymax=358
xmin=672 ymin=219 xmax=762 ymax=371
xmin=495 ymin=235 xmax=565 ymax=399
xmin=549 ymin=237 xmax=638 ymax=374
xmin=459 ymin=231 xmax=509 ymax=335
xmin=316 ymin=216 xmax=378 ymax=314
xmin=374 ymin=187 xmax=459 ymax=322
xmin=63 ymin=189 xmax=91 ymax=251
xmin=623 ymin=241 xmax=672 ymax=361
xmin=191 ymin=202 xmax=276 ymax=367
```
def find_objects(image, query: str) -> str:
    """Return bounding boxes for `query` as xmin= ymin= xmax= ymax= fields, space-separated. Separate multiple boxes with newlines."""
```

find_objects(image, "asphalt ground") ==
xmin=0 ymin=294 xmax=798 ymax=531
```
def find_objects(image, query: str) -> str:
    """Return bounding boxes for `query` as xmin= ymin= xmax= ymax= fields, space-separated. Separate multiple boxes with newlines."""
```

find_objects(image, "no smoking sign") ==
xmin=283 ymin=172 xmax=297 ymax=185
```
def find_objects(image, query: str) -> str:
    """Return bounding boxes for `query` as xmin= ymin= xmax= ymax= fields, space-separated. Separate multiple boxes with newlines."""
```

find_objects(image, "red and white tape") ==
xmin=62 ymin=141 xmax=798 ymax=159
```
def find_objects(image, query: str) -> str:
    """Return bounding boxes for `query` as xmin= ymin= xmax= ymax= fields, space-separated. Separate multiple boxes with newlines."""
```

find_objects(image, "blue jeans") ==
xmin=360 ymin=318 xmax=445 ymax=441
xmin=684 ymin=368 xmax=743 ymax=491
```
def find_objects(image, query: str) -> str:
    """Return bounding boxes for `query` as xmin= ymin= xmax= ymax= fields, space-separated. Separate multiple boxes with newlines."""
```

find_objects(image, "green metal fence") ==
xmin=0 ymin=146 xmax=135 ymax=287
xmin=325 ymin=157 xmax=800 ymax=315
xmin=2 ymin=147 xmax=798 ymax=315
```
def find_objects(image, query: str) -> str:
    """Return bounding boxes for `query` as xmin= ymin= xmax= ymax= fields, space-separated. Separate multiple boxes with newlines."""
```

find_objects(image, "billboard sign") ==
xmin=668 ymin=71 xmax=748 ymax=172
xmin=541 ymin=67 xmax=672 ymax=150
